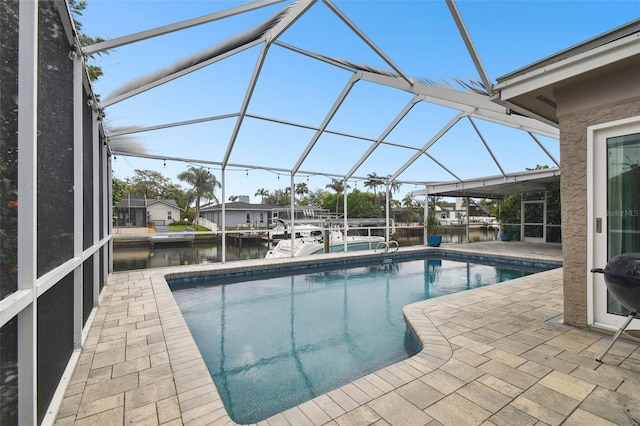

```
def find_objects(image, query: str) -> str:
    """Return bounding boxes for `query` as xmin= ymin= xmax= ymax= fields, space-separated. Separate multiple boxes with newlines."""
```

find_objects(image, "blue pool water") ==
xmin=169 ymin=256 xmax=552 ymax=423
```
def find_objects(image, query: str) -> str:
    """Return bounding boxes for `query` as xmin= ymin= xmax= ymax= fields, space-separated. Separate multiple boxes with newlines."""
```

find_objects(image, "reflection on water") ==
xmin=113 ymin=243 xmax=270 ymax=271
xmin=113 ymin=228 xmax=498 ymax=271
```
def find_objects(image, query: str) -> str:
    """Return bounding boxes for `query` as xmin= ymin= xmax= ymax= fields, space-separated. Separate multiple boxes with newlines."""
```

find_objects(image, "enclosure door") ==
xmin=589 ymin=117 xmax=640 ymax=330
xmin=522 ymin=199 xmax=545 ymax=243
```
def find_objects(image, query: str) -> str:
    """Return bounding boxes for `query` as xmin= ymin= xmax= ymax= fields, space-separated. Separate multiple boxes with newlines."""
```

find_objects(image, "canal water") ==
xmin=113 ymin=227 xmax=498 ymax=271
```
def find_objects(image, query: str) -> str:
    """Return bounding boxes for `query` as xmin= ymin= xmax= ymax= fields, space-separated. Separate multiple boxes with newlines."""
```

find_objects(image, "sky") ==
xmin=80 ymin=0 xmax=640 ymax=203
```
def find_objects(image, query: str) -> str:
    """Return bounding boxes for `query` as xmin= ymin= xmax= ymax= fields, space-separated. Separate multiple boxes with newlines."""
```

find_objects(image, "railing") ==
xmin=195 ymin=217 xmax=218 ymax=233
xmin=374 ymin=240 xmax=399 ymax=254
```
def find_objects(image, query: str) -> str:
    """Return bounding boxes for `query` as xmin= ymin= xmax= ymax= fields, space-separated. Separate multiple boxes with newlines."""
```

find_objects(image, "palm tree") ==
xmin=177 ymin=166 xmax=221 ymax=228
xmin=179 ymin=189 xmax=196 ymax=217
xmin=402 ymin=194 xmax=415 ymax=208
xmin=384 ymin=176 xmax=402 ymax=211
xmin=387 ymin=176 xmax=401 ymax=195
xmin=364 ymin=172 xmax=382 ymax=197
xmin=326 ymin=178 xmax=349 ymax=213
xmin=294 ymin=182 xmax=309 ymax=203
xmin=255 ymin=188 xmax=269 ymax=204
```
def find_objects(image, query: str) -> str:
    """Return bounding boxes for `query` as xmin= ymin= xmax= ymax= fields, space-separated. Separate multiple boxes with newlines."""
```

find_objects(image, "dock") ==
xmin=149 ymin=231 xmax=195 ymax=248
xmin=226 ymin=232 xmax=263 ymax=248
xmin=147 ymin=226 xmax=194 ymax=247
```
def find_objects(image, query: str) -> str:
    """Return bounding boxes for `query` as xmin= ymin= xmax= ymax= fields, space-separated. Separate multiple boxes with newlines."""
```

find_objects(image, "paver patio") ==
xmin=54 ymin=243 xmax=640 ymax=425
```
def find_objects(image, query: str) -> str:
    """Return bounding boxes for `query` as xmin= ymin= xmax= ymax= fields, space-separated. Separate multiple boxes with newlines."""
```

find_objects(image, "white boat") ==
xmin=265 ymin=228 xmax=385 ymax=258
xmin=268 ymin=218 xmax=323 ymax=241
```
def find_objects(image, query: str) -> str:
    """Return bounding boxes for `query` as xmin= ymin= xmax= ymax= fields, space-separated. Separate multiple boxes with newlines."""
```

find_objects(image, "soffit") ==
xmin=494 ymin=20 xmax=640 ymax=125
xmin=409 ymin=168 xmax=561 ymax=199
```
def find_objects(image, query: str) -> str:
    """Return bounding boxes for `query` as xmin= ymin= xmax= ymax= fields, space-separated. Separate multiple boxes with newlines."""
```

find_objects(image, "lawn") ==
xmin=167 ymin=225 xmax=210 ymax=232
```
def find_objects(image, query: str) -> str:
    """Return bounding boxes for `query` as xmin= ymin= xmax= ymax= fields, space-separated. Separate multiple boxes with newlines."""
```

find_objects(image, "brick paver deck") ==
xmin=55 ymin=243 xmax=640 ymax=425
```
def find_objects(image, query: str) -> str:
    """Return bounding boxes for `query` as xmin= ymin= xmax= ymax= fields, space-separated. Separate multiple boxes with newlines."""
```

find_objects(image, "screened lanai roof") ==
xmin=86 ymin=0 xmax=564 ymax=199
xmin=408 ymin=167 xmax=560 ymax=199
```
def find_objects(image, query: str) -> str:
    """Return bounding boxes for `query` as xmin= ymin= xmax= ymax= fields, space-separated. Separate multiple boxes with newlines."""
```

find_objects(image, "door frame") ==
xmin=521 ymin=198 xmax=546 ymax=243
xmin=587 ymin=115 xmax=640 ymax=330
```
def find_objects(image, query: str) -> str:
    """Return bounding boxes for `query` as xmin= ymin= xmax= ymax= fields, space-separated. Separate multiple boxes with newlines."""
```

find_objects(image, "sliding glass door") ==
xmin=589 ymin=117 xmax=640 ymax=329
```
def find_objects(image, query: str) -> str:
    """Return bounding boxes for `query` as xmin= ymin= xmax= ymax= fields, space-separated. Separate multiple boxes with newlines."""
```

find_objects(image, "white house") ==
xmin=200 ymin=201 xmax=278 ymax=228
xmin=200 ymin=202 xmax=332 ymax=229
xmin=147 ymin=199 xmax=183 ymax=226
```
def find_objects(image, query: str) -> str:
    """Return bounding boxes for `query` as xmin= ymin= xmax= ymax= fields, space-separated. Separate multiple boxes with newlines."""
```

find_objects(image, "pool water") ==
xmin=169 ymin=256 xmax=550 ymax=423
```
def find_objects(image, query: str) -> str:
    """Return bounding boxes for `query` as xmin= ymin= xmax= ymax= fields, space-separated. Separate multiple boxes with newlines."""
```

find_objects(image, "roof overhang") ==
xmin=409 ymin=168 xmax=560 ymax=199
xmin=492 ymin=19 xmax=640 ymax=125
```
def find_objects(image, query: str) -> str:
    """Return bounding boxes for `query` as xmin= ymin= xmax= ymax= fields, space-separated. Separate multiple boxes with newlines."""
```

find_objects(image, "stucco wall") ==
xmin=556 ymin=63 xmax=640 ymax=327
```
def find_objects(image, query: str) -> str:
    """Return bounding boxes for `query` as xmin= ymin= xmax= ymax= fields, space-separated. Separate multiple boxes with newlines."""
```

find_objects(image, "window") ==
xmin=167 ymin=211 xmax=172 ymax=220
xmin=246 ymin=213 xmax=250 ymax=223
xmin=260 ymin=213 xmax=264 ymax=223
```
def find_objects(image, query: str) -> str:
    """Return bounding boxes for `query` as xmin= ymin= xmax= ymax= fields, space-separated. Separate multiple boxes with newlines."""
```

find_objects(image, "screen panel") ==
xmin=37 ymin=0 xmax=75 ymax=276
xmin=83 ymin=258 xmax=94 ymax=325
xmin=0 ymin=317 xmax=18 ymax=425
xmin=0 ymin=0 xmax=19 ymax=300
xmin=37 ymin=272 xmax=74 ymax=424
xmin=83 ymin=88 xmax=94 ymax=250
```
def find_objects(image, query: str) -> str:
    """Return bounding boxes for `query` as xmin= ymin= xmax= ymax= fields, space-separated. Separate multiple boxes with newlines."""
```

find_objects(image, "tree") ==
xmin=255 ymin=188 xmax=269 ymax=204
xmin=381 ymin=176 xmax=402 ymax=216
xmin=498 ymin=190 xmax=561 ymax=242
xmin=294 ymin=182 xmax=309 ymax=203
xmin=400 ymin=208 xmax=414 ymax=223
xmin=126 ymin=169 xmax=171 ymax=199
xmin=69 ymin=0 xmax=106 ymax=82
xmin=402 ymin=194 xmax=415 ymax=208
xmin=263 ymin=189 xmax=291 ymax=206
xmin=179 ymin=190 xmax=196 ymax=218
xmin=112 ymin=175 xmax=127 ymax=209
xmin=164 ymin=184 xmax=192 ymax=211
xmin=320 ymin=189 xmax=379 ymax=218
xmin=386 ymin=176 xmax=401 ymax=196
xmin=326 ymin=178 xmax=349 ymax=213
xmin=479 ymin=198 xmax=499 ymax=217
xmin=364 ymin=173 xmax=383 ymax=197
xmin=178 ymin=166 xmax=221 ymax=227
xmin=497 ymin=165 xmax=561 ymax=242
xmin=306 ymin=189 xmax=330 ymax=209
xmin=228 ymin=195 xmax=239 ymax=202
xmin=346 ymin=190 xmax=381 ymax=218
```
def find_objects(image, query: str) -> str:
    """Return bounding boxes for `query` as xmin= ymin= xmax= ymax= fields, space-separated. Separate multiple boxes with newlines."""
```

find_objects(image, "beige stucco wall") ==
xmin=555 ymin=62 xmax=640 ymax=327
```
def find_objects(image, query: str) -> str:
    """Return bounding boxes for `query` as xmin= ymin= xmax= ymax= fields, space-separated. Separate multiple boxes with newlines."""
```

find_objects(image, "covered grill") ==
xmin=592 ymin=252 xmax=640 ymax=313
xmin=591 ymin=252 xmax=640 ymax=361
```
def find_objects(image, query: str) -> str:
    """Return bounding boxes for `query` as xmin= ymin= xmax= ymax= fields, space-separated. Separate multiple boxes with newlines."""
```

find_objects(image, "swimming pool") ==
xmin=169 ymin=255 xmax=553 ymax=423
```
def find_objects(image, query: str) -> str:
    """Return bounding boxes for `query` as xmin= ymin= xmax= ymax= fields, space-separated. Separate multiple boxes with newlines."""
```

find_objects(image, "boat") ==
xmin=265 ymin=228 xmax=385 ymax=258
xmin=267 ymin=217 xmax=324 ymax=241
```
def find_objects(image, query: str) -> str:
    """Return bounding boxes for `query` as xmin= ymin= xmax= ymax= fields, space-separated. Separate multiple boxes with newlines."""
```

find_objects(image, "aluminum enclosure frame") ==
xmin=97 ymin=0 xmax=559 ymax=188
xmin=90 ymin=0 xmax=565 ymax=262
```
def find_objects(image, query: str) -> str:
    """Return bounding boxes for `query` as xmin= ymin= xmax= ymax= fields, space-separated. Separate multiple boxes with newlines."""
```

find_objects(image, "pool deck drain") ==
xmin=54 ymin=242 xmax=640 ymax=425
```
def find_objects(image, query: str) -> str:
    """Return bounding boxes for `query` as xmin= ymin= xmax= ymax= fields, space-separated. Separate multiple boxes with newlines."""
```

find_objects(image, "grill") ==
xmin=591 ymin=252 xmax=640 ymax=361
